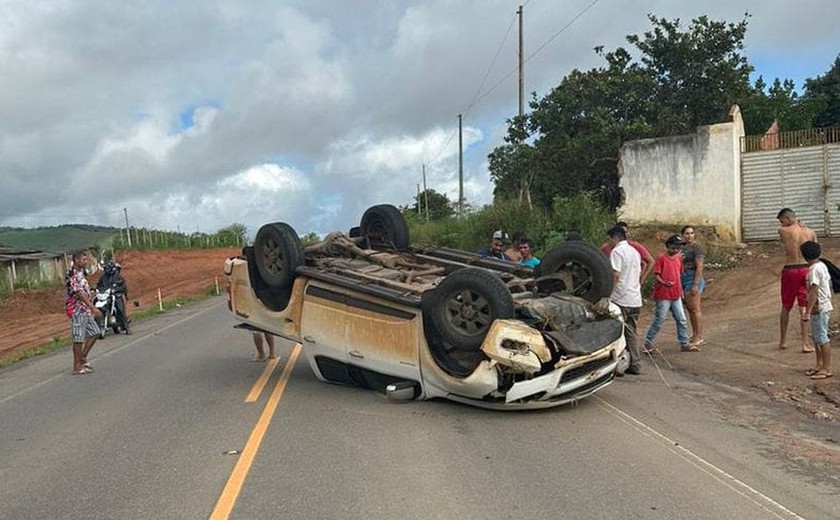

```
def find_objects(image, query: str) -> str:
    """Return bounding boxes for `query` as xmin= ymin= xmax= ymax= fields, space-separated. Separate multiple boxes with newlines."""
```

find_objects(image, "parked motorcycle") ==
xmin=93 ymin=287 xmax=124 ymax=338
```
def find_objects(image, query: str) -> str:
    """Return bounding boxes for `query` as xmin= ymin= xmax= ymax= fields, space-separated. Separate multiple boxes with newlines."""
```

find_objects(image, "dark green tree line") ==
xmin=489 ymin=14 xmax=839 ymax=212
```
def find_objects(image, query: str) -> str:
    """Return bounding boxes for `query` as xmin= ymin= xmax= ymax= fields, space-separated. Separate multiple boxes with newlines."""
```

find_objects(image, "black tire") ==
xmin=535 ymin=242 xmax=612 ymax=302
xmin=360 ymin=204 xmax=410 ymax=249
xmin=428 ymin=268 xmax=515 ymax=351
xmin=98 ymin=312 xmax=107 ymax=339
xmin=254 ymin=222 xmax=304 ymax=290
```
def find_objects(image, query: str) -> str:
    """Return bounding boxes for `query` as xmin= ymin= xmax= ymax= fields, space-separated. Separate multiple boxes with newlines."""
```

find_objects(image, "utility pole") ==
xmin=416 ymin=184 xmax=421 ymax=215
xmin=518 ymin=5 xmax=524 ymax=119
xmin=423 ymin=163 xmax=430 ymax=222
xmin=123 ymin=207 xmax=132 ymax=248
xmin=517 ymin=5 xmax=532 ymax=208
xmin=458 ymin=114 xmax=464 ymax=218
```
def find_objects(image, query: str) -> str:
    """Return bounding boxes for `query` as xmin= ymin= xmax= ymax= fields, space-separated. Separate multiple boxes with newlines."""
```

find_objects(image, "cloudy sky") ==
xmin=1 ymin=0 xmax=837 ymax=237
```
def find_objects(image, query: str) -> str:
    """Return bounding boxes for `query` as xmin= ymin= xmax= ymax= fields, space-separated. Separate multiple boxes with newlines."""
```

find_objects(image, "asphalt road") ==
xmin=1 ymin=297 xmax=838 ymax=520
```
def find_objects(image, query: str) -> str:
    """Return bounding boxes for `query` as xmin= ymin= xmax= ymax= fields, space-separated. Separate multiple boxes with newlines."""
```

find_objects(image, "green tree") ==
xmin=741 ymin=76 xmax=827 ymax=134
xmin=300 ymin=232 xmax=320 ymax=244
xmin=489 ymin=14 xmax=754 ymax=210
xmin=627 ymin=14 xmax=753 ymax=134
xmin=803 ymin=54 xmax=840 ymax=128
xmin=410 ymin=189 xmax=455 ymax=221
xmin=216 ymin=223 xmax=247 ymax=247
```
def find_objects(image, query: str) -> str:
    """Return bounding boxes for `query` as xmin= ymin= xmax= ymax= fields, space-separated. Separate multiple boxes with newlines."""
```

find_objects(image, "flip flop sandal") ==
xmin=811 ymin=373 xmax=833 ymax=380
xmin=681 ymin=345 xmax=700 ymax=352
xmin=73 ymin=368 xmax=93 ymax=375
xmin=805 ymin=368 xmax=819 ymax=376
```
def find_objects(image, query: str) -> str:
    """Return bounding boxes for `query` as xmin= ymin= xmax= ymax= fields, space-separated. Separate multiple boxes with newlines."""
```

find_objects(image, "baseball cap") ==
xmin=492 ymin=230 xmax=508 ymax=240
xmin=665 ymin=234 xmax=684 ymax=248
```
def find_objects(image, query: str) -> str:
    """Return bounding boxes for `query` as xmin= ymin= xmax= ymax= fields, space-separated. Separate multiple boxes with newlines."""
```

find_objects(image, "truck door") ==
xmin=301 ymin=282 xmax=421 ymax=382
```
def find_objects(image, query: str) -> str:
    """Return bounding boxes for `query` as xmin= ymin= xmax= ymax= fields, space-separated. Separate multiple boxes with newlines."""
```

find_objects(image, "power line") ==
xmin=525 ymin=0 xmax=599 ymax=64
xmin=462 ymin=12 xmax=518 ymax=118
xmin=473 ymin=0 xmax=600 ymax=107
xmin=425 ymin=14 xmax=517 ymax=170
xmin=425 ymin=1 xmax=598 ymax=171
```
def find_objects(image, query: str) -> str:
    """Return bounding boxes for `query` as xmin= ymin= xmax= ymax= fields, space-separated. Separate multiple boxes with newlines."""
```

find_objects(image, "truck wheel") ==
xmin=535 ymin=242 xmax=612 ymax=303
xmin=360 ymin=204 xmax=410 ymax=249
xmin=254 ymin=222 xmax=304 ymax=290
xmin=428 ymin=268 xmax=515 ymax=351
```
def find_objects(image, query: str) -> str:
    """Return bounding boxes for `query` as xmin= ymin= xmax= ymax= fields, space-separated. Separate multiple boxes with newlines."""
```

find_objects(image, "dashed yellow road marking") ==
xmin=245 ymin=358 xmax=279 ymax=403
xmin=209 ymin=343 xmax=301 ymax=520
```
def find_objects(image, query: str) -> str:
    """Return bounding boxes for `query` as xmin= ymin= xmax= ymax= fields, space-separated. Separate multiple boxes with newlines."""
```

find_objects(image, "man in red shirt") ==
xmin=600 ymin=221 xmax=653 ymax=283
xmin=643 ymin=235 xmax=694 ymax=352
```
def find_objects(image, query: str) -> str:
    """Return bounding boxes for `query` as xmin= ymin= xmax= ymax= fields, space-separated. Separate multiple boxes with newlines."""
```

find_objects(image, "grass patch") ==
xmin=0 ymin=276 xmax=63 ymax=301
xmin=0 ymin=336 xmax=69 ymax=369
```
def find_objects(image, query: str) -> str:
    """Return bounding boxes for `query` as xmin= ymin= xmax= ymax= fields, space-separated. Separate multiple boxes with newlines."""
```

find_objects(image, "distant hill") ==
xmin=0 ymin=225 xmax=120 ymax=253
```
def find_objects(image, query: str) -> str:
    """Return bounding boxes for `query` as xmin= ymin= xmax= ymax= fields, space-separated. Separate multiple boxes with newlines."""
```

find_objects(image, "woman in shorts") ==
xmin=681 ymin=225 xmax=705 ymax=347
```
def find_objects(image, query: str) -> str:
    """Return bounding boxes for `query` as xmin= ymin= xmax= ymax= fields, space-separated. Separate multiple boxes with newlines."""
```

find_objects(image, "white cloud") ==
xmin=1 ymin=0 xmax=837 ymax=237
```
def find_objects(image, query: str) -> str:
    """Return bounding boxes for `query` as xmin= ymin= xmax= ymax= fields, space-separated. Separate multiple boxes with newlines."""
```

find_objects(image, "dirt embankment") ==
xmin=0 ymin=248 xmax=238 ymax=359
xmin=632 ymin=232 xmax=840 ymax=427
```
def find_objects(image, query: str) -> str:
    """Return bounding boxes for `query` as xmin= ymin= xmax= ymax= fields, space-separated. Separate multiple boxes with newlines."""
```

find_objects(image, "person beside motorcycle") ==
xmin=96 ymin=260 xmax=131 ymax=334
xmin=66 ymin=251 xmax=102 ymax=375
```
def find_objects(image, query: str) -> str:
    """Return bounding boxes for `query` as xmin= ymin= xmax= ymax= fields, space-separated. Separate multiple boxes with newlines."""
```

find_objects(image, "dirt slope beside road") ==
xmin=0 ymin=248 xmax=238 ymax=359
xmin=636 ymin=237 xmax=840 ymax=427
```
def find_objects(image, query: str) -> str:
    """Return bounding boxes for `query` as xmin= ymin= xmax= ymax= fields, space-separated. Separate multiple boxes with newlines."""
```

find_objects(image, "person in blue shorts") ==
xmin=801 ymin=241 xmax=833 ymax=380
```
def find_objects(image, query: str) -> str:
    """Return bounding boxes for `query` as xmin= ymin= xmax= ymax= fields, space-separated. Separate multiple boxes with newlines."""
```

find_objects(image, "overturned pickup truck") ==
xmin=225 ymin=204 xmax=627 ymax=410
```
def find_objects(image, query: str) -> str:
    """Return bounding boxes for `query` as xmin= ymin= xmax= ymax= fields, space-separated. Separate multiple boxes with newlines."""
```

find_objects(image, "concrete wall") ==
xmin=619 ymin=106 xmax=745 ymax=241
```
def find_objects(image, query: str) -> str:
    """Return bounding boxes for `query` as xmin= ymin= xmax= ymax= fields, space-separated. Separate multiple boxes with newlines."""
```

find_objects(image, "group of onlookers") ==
xmin=606 ymin=209 xmax=832 ymax=381
xmin=601 ymin=222 xmax=706 ymax=374
xmin=477 ymin=229 xmax=541 ymax=267
xmin=776 ymin=208 xmax=832 ymax=380
xmin=604 ymin=222 xmax=707 ymax=376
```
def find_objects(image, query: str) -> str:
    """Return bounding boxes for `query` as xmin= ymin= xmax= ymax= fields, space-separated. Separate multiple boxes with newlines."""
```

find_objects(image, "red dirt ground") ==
xmin=0 ymin=248 xmax=238 ymax=359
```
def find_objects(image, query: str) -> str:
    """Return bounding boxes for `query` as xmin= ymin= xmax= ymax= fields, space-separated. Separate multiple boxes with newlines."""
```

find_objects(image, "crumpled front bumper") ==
xmin=445 ymin=336 xmax=622 ymax=410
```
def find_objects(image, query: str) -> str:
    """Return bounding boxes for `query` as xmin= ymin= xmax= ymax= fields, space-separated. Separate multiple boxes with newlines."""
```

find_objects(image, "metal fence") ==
xmin=741 ymin=126 xmax=840 ymax=153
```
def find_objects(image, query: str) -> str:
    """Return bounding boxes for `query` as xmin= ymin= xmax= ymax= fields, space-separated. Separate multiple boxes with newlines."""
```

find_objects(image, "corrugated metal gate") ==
xmin=741 ymin=129 xmax=840 ymax=241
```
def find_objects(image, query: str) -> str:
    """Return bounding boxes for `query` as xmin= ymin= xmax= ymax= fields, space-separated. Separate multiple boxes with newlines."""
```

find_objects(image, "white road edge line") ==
xmin=0 ymin=301 xmax=223 ymax=406
xmin=593 ymin=396 xmax=807 ymax=520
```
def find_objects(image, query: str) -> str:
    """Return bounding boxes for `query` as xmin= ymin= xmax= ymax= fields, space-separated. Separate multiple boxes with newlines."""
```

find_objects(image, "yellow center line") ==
xmin=209 ymin=343 xmax=302 ymax=520
xmin=245 ymin=358 xmax=279 ymax=403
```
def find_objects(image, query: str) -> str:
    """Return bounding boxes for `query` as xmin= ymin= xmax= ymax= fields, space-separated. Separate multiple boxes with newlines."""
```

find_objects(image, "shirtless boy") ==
xmin=777 ymin=208 xmax=817 ymax=352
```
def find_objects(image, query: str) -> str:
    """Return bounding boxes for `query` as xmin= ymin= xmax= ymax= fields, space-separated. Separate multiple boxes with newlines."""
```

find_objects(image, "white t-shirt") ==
xmin=610 ymin=240 xmax=642 ymax=307
xmin=808 ymin=261 xmax=833 ymax=313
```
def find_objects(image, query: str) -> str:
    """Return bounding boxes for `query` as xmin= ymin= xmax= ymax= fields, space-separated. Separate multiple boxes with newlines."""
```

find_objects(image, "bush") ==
xmin=549 ymin=192 xmax=616 ymax=247
xmin=405 ymin=194 xmax=615 ymax=260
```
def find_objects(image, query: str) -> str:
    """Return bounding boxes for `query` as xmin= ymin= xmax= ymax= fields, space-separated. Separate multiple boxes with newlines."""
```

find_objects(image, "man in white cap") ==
xmin=477 ymin=230 xmax=512 ymax=261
